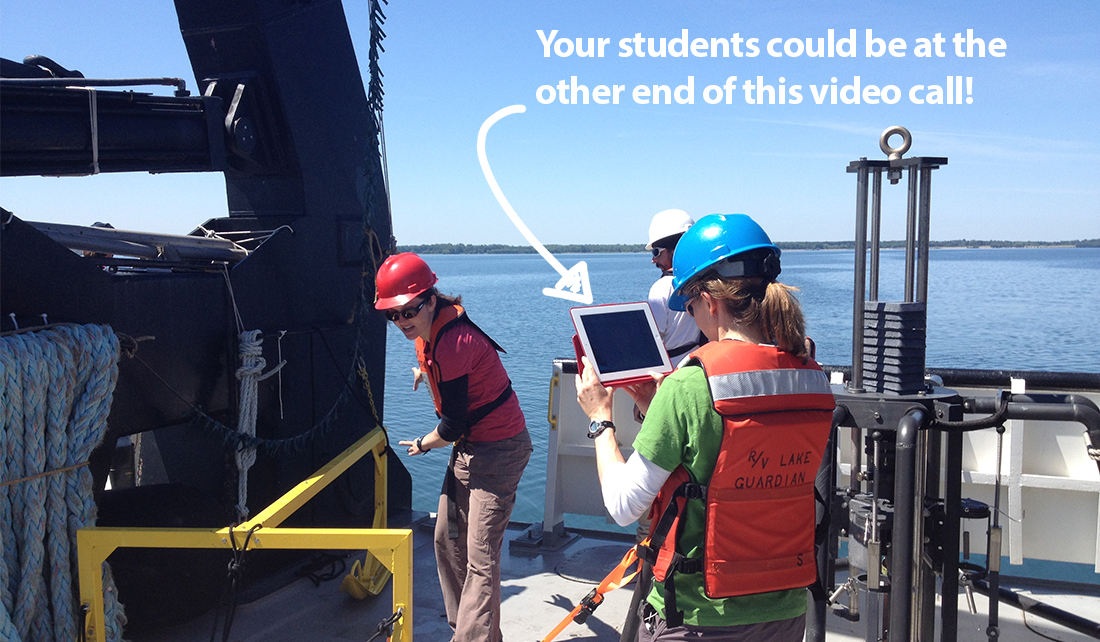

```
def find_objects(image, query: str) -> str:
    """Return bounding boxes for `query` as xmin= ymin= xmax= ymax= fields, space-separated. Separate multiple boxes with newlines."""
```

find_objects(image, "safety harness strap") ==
xmin=540 ymin=544 xmax=643 ymax=642
xmin=634 ymin=480 xmax=706 ymax=628
xmin=810 ymin=485 xmax=830 ymax=603
xmin=666 ymin=342 xmax=698 ymax=359
xmin=467 ymin=382 xmax=514 ymax=427
xmin=443 ymin=444 xmax=462 ymax=540
xmin=441 ymin=382 xmax=515 ymax=539
xmin=646 ymin=481 xmax=705 ymax=552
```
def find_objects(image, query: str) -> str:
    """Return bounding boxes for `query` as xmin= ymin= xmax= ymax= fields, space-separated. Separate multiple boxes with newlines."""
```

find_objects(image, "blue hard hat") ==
xmin=669 ymin=213 xmax=781 ymax=311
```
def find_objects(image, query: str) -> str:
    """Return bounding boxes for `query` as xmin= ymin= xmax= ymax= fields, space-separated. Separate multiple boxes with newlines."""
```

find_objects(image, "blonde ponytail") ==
xmin=687 ymin=276 xmax=808 ymax=358
xmin=760 ymin=281 xmax=807 ymax=358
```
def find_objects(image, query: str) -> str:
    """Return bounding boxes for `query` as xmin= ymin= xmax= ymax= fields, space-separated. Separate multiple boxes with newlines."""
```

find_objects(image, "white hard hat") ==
xmin=646 ymin=209 xmax=695 ymax=250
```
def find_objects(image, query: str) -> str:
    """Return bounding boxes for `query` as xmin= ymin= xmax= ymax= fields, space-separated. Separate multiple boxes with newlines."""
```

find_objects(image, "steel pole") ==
xmin=941 ymin=429 xmax=964 ymax=642
xmin=889 ymin=407 xmax=927 ymax=641
xmin=869 ymin=168 xmax=883 ymax=301
xmin=917 ymin=165 xmax=933 ymax=303
xmin=851 ymin=162 xmax=869 ymax=392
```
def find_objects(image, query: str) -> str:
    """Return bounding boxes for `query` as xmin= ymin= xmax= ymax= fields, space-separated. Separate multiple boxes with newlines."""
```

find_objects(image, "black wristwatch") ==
xmin=588 ymin=420 xmax=615 ymax=439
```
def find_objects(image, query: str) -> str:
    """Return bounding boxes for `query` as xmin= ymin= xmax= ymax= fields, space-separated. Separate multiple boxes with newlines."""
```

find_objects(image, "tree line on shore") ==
xmin=397 ymin=239 xmax=1100 ymax=255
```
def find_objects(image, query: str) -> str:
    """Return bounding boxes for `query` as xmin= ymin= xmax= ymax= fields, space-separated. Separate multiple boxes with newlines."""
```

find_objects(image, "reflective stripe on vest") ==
xmin=707 ymin=368 xmax=832 ymax=406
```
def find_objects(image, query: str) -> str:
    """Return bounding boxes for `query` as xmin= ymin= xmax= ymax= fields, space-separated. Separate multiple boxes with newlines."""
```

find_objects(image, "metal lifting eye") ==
xmin=879 ymin=125 xmax=912 ymax=161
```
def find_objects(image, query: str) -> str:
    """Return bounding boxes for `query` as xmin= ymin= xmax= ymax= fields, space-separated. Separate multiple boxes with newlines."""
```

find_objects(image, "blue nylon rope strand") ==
xmin=57 ymin=327 xmax=94 ymax=609
xmin=3 ymin=337 xmax=27 ymax=620
xmin=15 ymin=334 xmax=50 ymax=641
xmin=42 ymin=336 xmax=76 ymax=640
xmin=0 ymin=339 xmax=18 ymax=619
xmin=0 ymin=326 xmax=125 ymax=642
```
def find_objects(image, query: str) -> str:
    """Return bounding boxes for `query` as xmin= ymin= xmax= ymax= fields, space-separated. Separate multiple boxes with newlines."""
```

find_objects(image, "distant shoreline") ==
xmin=398 ymin=239 xmax=1100 ymax=255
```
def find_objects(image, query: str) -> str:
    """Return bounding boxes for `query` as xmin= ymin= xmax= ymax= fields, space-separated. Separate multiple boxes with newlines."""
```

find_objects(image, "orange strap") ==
xmin=540 ymin=541 xmax=645 ymax=642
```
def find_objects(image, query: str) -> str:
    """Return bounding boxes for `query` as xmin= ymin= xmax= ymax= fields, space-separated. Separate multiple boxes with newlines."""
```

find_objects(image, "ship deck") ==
xmin=135 ymin=514 xmax=1098 ymax=642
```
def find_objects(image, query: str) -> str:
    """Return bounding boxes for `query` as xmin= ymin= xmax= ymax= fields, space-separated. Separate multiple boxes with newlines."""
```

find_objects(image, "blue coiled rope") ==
xmin=0 ymin=325 xmax=126 ymax=641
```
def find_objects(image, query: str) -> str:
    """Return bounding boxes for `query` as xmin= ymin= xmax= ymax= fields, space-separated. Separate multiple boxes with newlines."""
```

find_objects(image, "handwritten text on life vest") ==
xmin=737 ymin=449 xmax=814 ymax=489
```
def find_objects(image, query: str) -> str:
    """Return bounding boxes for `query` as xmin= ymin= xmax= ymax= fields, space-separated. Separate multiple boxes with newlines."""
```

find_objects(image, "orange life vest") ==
xmin=638 ymin=340 xmax=835 ymax=623
xmin=414 ymin=303 xmax=508 ymax=418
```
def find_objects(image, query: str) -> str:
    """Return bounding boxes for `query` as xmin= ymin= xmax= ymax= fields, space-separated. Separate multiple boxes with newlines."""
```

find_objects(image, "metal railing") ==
xmin=77 ymin=426 xmax=413 ymax=642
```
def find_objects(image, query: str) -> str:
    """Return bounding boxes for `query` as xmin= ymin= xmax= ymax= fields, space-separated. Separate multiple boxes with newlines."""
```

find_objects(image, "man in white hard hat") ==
xmin=647 ymin=209 xmax=702 ymax=367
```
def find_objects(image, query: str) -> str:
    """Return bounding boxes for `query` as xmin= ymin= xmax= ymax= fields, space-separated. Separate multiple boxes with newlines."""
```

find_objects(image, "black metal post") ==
xmin=941 ymin=429 xmax=964 ymax=642
xmin=889 ymin=407 xmax=927 ymax=641
xmin=917 ymin=429 xmax=942 ymax=641
xmin=916 ymin=165 xmax=933 ymax=303
xmin=905 ymin=166 xmax=918 ymax=302
xmin=852 ymin=162 xmax=869 ymax=392
xmin=870 ymin=168 xmax=882 ymax=301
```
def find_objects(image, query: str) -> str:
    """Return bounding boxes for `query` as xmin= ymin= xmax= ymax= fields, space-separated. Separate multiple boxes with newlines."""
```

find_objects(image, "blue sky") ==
xmin=2 ymin=0 xmax=1098 ymax=244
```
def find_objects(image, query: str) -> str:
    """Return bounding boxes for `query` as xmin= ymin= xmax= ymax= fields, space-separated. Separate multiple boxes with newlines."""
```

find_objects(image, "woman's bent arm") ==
xmin=600 ymin=450 xmax=672 ymax=526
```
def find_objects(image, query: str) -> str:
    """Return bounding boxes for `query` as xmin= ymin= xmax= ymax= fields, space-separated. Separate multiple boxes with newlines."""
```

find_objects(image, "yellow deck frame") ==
xmin=77 ymin=426 xmax=413 ymax=642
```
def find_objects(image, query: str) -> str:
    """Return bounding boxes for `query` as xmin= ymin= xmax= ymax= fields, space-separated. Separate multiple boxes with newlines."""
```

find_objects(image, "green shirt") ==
xmin=633 ymin=365 xmax=807 ymax=626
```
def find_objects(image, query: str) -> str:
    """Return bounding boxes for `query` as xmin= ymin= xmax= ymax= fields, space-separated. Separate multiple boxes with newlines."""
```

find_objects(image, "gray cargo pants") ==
xmin=434 ymin=428 xmax=532 ymax=642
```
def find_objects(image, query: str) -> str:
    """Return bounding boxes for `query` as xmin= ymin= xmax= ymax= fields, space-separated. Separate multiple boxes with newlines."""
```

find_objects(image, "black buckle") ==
xmin=681 ymin=483 xmax=707 ymax=500
xmin=677 ymin=557 xmax=704 ymax=574
xmin=573 ymin=588 xmax=604 ymax=624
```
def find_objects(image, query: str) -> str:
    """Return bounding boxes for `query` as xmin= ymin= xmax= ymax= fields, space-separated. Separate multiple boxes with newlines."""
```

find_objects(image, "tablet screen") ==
xmin=571 ymin=302 xmax=673 ymax=385
xmin=582 ymin=309 xmax=665 ymax=374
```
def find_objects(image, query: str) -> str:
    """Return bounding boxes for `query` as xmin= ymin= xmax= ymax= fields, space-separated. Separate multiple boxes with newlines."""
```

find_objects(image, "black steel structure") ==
xmin=1 ymin=0 xmax=409 ymax=629
xmin=806 ymin=127 xmax=1100 ymax=642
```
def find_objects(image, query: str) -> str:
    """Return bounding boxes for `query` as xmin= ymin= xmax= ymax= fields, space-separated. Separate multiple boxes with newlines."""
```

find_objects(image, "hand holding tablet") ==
xmin=570 ymin=302 xmax=673 ymax=388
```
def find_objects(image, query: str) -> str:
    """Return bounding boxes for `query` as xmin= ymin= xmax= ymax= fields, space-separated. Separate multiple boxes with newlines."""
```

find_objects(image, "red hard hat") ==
xmin=375 ymin=253 xmax=438 ymax=309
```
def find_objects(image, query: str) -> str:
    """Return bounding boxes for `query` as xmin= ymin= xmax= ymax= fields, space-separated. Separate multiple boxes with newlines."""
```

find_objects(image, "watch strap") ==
xmin=588 ymin=420 xmax=615 ymax=439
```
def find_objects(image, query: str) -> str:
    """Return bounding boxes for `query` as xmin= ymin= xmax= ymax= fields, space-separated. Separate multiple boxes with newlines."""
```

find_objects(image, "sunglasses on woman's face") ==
xmin=384 ymin=298 xmax=428 ymax=322
xmin=686 ymin=295 xmax=703 ymax=318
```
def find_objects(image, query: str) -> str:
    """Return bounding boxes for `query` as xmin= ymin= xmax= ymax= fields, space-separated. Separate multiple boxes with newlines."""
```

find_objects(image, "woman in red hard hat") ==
xmin=375 ymin=252 xmax=532 ymax=642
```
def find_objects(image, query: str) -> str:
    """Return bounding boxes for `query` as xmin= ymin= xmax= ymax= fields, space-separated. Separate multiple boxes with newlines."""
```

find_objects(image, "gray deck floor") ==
xmin=135 ymin=516 xmax=1098 ymax=642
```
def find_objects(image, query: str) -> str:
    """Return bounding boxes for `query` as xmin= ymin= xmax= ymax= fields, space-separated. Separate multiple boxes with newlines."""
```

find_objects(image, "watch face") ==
xmin=588 ymin=420 xmax=613 ymax=438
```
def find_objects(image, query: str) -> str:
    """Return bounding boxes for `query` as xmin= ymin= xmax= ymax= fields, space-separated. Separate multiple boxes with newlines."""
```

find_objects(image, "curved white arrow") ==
xmin=477 ymin=104 xmax=593 ymax=305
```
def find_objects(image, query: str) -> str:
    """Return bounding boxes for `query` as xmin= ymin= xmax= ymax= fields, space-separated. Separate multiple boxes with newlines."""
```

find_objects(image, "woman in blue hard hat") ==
xmin=375 ymin=252 xmax=532 ymax=642
xmin=577 ymin=214 xmax=835 ymax=641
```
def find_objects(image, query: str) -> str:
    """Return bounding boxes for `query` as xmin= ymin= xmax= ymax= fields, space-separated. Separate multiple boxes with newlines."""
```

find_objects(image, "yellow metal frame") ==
xmin=77 ymin=427 xmax=413 ymax=642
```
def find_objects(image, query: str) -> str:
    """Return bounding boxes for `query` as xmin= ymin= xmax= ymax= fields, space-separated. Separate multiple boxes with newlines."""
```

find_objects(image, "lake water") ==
xmin=382 ymin=248 xmax=1100 ymax=523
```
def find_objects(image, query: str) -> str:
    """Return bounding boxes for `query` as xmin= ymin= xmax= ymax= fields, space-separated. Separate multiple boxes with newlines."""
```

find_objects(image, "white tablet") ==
xmin=570 ymin=302 xmax=673 ymax=387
